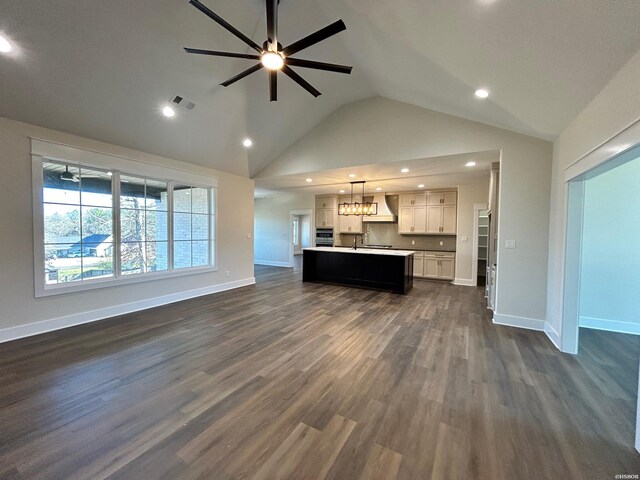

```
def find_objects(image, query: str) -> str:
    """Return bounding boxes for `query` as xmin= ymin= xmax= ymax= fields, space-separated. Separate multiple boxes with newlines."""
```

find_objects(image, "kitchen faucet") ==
xmin=352 ymin=234 xmax=363 ymax=250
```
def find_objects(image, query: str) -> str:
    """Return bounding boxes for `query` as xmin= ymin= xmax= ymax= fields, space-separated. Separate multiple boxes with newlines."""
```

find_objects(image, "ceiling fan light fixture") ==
xmin=261 ymin=51 xmax=284 ymax=70
xmin=60 ymin=166 xmax=79 ymax=183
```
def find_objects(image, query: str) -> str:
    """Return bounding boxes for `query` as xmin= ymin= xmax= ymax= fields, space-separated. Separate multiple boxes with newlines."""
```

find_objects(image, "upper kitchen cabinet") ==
xmin=399 ymin=193 xmax=427 ymax=207
xmin=315 ymin=196 xmax=337 ymax=228
xmin=398 ymin=204 xmax=427 ymax=234
xmin=426 ymin=190 xmax=457 ymax=234
xmin=337 ymin=196 xmax=363 ymax=233
xmin=427 ymin=191 xmax=457 ymax=206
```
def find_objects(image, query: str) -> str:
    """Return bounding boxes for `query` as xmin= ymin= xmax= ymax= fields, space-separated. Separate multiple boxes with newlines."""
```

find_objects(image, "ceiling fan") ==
xmin=184 ymin=0 xmax=353 ymax=101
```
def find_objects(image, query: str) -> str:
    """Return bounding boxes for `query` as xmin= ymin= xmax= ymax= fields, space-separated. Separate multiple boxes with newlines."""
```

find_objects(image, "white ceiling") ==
xmin=2 ymin=0 xmax=640 ymax=178
xmin=254 ymin=150 xmax=497 ymax=197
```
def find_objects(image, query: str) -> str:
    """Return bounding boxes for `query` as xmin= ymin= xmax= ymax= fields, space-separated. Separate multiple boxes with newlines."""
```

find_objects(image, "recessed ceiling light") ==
xmin=242 ymin=138 xmax=253 ymax=148
xmin=305 ymin=178 xmax=313 ymax=183
xmin=0 ymin=35 xmax=13 ymax=53
xmin=475 ymin=88 xmax=489 ymax=99
xmin=348 ymin=173 xmax=356 ymax=178
xmin=162 ymin=105 xmax=175 ymax=118
xmin=418 ymin=184 xmax=425 ymax=188
xmin=465 ymin=161 xmax=476 ymax=167
xmin=401 ymin=168 xmax=410 ymax=173
xmin=339 ymin=189 xmax=346 ymax=193
xmin=375 ymin=187 xmax=382 ymax=191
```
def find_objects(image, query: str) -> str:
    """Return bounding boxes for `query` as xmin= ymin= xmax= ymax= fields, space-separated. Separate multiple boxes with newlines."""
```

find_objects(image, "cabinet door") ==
xmin=439 ymin=258 xmax=455 ymax=279
xmin=426 ymin=206 xmax=442 ymax=233
xmin=351 ymin=215 xmax=363 ymax=234
xmin=427 ymin=193 xmax=442 ymax=205
xmin=424 ymin=258 xmax=439 ymax=278
xmin=399 ymin=194 xmax=414 ymax=207
xmin=442 ymin=192 xmax=457 ymax=205
xmin=413 ymin=193 xmax=427 ymax=206
xmin=413 ymin=254 xmax=424 ymax=278
xmin=338 ymin=212 xmax=350 ymax=233
xmin=315 ymin=209 xmax=328 ymax=227
xmin=398 ymin=207 xmax=414 ymax=233
xmin=441 ymin=205 xmax=457 ymax=234
xmin=413 ymin=206 xmax=427 ymax=233
xmin=315 ymin=197 xmax=336 ymax=209
xmin=325 ymin=208 xmax=335 ymax=228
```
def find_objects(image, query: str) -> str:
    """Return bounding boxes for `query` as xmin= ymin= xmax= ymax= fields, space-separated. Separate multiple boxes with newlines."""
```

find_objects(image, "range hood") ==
xmin=363 ymin=194 xmax=397 ymax=223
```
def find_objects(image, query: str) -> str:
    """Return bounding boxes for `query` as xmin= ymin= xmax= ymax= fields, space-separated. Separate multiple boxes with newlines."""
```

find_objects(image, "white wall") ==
xmin=0 ymin=118 xmax=255 ymax=342
xmin=257 ymin=97 xmax=553 ymax=328
xmin=454 ymin=182 xmax=490 ymax=285
xmin=254 ymin=193 xmax=315 ymax=266
xmin=547 ymin=49 xmax=640 ymax=343
xmin=579 ymin=156 xmax=640 ymax=333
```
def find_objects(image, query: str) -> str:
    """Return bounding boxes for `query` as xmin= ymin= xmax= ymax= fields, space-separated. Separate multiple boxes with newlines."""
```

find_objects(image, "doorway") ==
xmin=289 ymin=209 xmax=313 ymax=268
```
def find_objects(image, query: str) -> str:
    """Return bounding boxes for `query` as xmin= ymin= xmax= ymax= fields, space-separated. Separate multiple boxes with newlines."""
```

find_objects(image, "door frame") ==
xmin=289 ymin=208 xmax=313 ymax=268
xmin=471 ymin=202 xmax=489 ymax=286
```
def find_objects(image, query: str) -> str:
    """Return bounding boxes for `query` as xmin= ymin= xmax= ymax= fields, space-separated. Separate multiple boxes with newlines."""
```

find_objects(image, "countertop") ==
xmin=304 ymin=247 xmax=415 ymax=257
xmin=334 ymin=246 xmax=456 ymax=253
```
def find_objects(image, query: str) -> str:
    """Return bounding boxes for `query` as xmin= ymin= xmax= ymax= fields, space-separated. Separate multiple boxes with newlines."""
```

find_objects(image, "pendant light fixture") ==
xmin=338 ymin=181 xmax=378 ymax=216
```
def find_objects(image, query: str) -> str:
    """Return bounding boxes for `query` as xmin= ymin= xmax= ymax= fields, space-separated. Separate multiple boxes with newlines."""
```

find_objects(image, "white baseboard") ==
xmin=544 ymin=322 xmax=562 ymax=349
xmin=0 ymin=277 xmax=256 ymax=344
xmin=254 ymin=260 xmax=292 ymax=267
xmin=453 ymin=278 xmax=476 ymax=287
xmin=493 ymin=313 xmax=546 ymax=331
xmin=579 ymin=316 xmax=640 ymax=336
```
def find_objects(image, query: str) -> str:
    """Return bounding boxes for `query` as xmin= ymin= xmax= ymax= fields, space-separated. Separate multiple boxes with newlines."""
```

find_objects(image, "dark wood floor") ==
xmin=1 ymin=265 xmax=639 ymax=479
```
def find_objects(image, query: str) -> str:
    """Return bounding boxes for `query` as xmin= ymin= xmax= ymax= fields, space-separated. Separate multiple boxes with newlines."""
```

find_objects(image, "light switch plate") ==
xmin=411 ymin=240 xmax=415 ymax=245
xmin=461 ymin=236 xmax=468 ymax=242
xmin=505 ymin=240 xmax=517 ymax=249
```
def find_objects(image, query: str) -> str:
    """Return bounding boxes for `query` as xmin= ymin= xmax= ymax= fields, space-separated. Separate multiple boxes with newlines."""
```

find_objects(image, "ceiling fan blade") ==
xmin=184 ymin=48 xmax=261 ymax=60
xmin=189 ymin=0 xmax=263 ymax=53
xmin=282 ymin=65 xmax=321 ymax=97
xmin=266 ymin=0 xmax=278 ymax=48
xmin=269 ymin=70 xmax=277 ymax=102
xmin=281 ymin=19 xmax=346 ymax=57
xmin=220 ymin=63 xmax=263 ymax=87
xmin=284 ymin=57 xmax=352 ymax=74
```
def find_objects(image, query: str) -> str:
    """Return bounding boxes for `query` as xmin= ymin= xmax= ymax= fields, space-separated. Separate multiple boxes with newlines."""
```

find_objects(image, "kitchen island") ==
xmin=302 ymin=247 xmax=414 ymax=294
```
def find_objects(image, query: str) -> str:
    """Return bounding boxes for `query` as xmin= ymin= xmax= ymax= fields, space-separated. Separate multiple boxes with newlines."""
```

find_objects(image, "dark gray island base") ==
xmin=303 ymin=247 xmax=414 ymax=294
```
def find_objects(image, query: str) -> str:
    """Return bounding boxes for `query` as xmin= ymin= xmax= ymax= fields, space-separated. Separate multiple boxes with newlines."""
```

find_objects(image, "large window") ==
xmin=37 ymin=157 xmax=216 ymax=295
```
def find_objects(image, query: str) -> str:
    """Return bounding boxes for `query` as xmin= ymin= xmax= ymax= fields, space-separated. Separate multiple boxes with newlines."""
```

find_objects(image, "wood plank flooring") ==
xmin=1 ymin=264 xmax=639 ymax=479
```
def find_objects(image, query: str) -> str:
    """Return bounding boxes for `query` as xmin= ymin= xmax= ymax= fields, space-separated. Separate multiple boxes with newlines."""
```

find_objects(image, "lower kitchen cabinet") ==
xmin=414 ymin=251 xmax=455 ymax=280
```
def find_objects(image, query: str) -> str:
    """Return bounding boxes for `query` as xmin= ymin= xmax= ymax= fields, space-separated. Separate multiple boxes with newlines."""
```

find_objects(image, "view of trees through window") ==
xmin=42 ymin=161 xmax=214 ymax=287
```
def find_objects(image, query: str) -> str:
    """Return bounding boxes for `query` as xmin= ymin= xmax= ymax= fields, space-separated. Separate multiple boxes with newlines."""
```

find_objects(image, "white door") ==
xmin=441 ymin=205 xmax=457 ymax=234
xmin=426 ymin=206 xmax=442 ymax=233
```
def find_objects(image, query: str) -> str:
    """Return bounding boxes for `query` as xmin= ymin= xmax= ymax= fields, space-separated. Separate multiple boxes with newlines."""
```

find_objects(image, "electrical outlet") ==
xmin=411 ymin=240 xmax=415 ymax=245
xmin=461 ymin=236 xmax=468 ymax=242
xmin=225 ymin=270 xmax=230 ymax=277
xmin=246 ymin=233 xmax=252 ymax=239
xmin=505 ymin=240 xmax=517 ymax=249
xmin=439 ymin=241 xmax=444 ymax=246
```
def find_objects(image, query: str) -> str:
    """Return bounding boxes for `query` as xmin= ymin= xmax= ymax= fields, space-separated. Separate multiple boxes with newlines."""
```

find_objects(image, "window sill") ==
xmin=36 ymin=265 xmax=219 ymax=298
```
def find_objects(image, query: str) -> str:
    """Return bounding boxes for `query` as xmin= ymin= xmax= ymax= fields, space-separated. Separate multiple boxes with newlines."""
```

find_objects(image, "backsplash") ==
xmin=338 ymin=222 xmax=457 ymax=251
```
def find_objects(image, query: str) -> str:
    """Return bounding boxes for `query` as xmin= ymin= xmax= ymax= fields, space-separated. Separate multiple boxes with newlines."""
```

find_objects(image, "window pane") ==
xmin=146 ymin=210 xmax=167 ymax=242
xmin=192 ymin=188 xmax=209 ymax=214
xmin=44 ymin=244 xmax=81 ymax=284
xmin=82 ymin=207 xmax=113 ymax=237
xmin=80 ymin=168 xmax=112 ymax=207
xmin=192 ymin=241 xmax=209 ymax=267
xmin=146 ymin=179 xmax=168 ymax=211
xmin=43 ymin=163 xmax=80 ymax=204
xmin=44 ymin=204 xmax=81 ymax=244
xmin=146 ymin=242 xmax=168 ymax=272
xmin=192 ymin=214 xmax=209 ymax=241
xmin=121 ymin=242 xmax=144 ymax=275
xmin=173 ymin=185 xmax=192 ymax=213
xmin=121 ymin=208 xmax=145 ymax=243
xmin=173 ymin=213 xmax=192 ymax=241
xmin=82 ymin=243 xmax=113 ymax=279
xmin=120 ymin=176 xmax=146 ymax=209
xmin=174 ymin=241 xmax=191 ymax=269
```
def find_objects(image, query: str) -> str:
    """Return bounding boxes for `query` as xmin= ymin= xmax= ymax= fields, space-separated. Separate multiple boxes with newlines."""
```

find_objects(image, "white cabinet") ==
xmin=423 ymin=252 xmax=455 ymax=280
xmin=315 ymin=196 xmax=337 ymax=228
xmin=337 ymin=195 xmax=362 ymax=233
xmin=398 ymin=193 xmax=427 ymax=234
xmin=426 ymin=191 xmax=457 ymax=234
xmin=315 ymin=208 xmax=335 ymax=228
xmin=427 ymin=191 xmax=457 ymax=206
xmin=413 ymin=252 xmax=425 ymax=278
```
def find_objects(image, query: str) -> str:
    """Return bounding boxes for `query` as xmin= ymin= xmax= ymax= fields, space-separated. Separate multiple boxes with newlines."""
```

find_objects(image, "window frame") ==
xmin=32 ymin=140 xmax=218 ymax=298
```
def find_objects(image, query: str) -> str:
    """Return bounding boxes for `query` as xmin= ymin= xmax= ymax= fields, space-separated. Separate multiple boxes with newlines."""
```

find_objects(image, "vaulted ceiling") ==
xmin=2 ymin=0 xmax=640 ymax=178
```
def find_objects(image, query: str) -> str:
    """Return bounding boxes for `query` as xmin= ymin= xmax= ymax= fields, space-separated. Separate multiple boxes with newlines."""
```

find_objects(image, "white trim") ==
xmin=493 ymin=313 xmax=545 ymax=331
xmin=469 ymin=202 xmax=489 ymax=287
xmin=580 ymin=316 xmax=640 ymax=336
xmin=254 ymin=260 xmax=292 ymax=268
xmin=544 ymin=322 xmax=562 ymax=350
xmin=453 ymin=278 xmax=475 ymax=286
xmin=0 ymin=277 xmax=256 ymax=344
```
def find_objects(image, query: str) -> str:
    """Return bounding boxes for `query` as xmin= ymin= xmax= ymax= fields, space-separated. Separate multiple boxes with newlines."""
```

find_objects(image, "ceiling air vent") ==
xmin=171 ymin=95 xmax=196 ymax=111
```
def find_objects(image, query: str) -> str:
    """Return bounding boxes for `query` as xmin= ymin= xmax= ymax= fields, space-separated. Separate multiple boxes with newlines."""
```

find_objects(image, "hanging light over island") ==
xmin=338 ymin=181 xmax=378 ymax=216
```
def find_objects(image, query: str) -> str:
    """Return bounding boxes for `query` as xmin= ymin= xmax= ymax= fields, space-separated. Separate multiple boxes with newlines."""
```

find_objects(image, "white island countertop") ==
xmin=303 ymin=247 xmax=415 ymax=257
